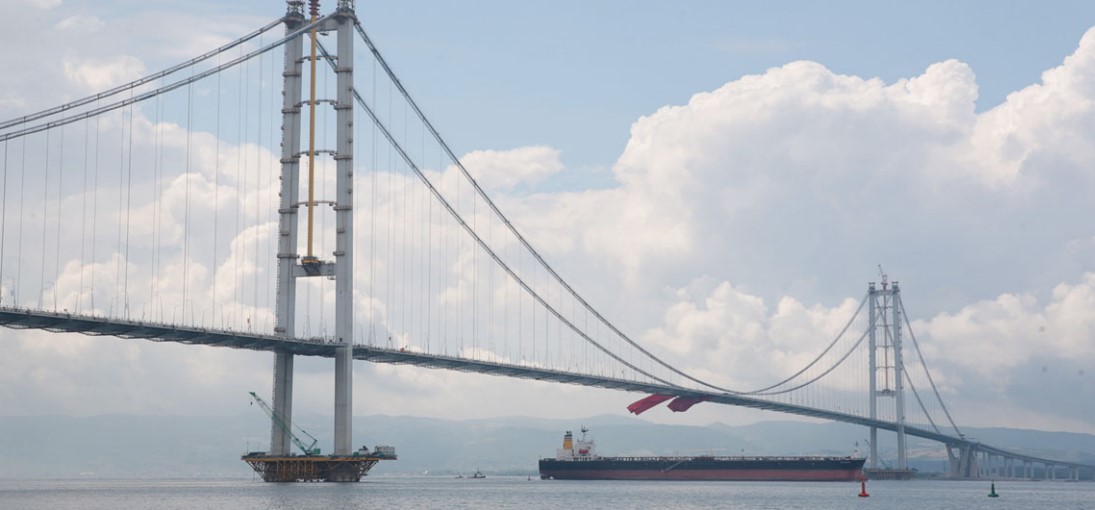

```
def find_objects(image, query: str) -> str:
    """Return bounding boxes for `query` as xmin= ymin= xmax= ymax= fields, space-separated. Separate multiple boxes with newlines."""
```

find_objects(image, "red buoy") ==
xmin=858 ymin=479 xmax=870 ymax=497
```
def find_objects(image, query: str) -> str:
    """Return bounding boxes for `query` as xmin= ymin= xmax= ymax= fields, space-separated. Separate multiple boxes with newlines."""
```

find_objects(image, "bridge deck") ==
xmin=2 ymin=306 xmax=1092 ymax=472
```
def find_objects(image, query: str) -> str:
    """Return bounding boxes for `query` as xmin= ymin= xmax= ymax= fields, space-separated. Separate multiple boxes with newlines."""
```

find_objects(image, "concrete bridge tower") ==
xmin=867 ymin=273 xmax=908 ymax=473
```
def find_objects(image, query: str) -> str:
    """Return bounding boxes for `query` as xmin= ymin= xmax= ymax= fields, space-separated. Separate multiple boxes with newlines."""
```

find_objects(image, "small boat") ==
xmin=471 ymin=469 xmax=486 ymax=479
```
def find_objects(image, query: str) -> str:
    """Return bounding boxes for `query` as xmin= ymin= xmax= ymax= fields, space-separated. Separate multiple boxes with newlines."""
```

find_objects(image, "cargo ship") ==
xmin=538 ymin=428 xmax=865 ymax=481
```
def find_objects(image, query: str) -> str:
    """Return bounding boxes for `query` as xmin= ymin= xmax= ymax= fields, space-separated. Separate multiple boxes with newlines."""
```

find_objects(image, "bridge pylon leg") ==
xmin=331 ymin=2 xmax=356 ymax=458
xmin=270 ymin=1 xmax=306 ymax=457
xmin=867 ymin=283 xmax=878 ymax=470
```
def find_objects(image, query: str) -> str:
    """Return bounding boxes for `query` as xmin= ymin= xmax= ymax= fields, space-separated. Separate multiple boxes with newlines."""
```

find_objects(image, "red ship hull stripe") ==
xmin=538 ymin=468 xmax=863 ymax=481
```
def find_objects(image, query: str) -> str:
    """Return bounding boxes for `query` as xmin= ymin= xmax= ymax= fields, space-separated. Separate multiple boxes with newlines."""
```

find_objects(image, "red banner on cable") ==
xmin=626 ymin=394 xmax=673 ymax=415
xmin=667 ymin=396 xmax=709 ymax=412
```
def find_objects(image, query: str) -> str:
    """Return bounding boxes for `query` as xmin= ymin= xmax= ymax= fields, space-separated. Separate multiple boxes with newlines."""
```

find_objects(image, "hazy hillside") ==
xmin=1 ymin=414 xmax=1092 ymax=478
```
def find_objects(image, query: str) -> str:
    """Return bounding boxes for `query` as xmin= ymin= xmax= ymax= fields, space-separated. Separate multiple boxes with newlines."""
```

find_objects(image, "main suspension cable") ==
xmin=350 ymin=24 xmax=719 ymax=390
xmin=0 ymin=15 xmax=333 ymax=144
xmin=0 ymin=18 xmax=283 ymax=132
xmin=736 ymin=295 xmax=866 ymax=395
xmin=348 ymin=25 xmax=876 ymax=397
xmin=903 ymin=366 xmax=941 ymax=433
xmin=333 ymin=52 xmax=680 ymax=390
xmin=899 ymin=298 xmax=962 ymax=437
xmin=749 ymin=316 xmax=875 ymax=397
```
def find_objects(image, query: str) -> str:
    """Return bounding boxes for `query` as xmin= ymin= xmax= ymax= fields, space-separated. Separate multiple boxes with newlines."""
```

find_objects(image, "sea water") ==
xmin=1 ymin=476 xmax=1093 ymax=510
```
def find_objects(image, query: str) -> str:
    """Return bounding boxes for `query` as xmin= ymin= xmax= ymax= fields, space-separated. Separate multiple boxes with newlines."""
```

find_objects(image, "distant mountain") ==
xmin=0 ymin=414 xmax=1092 ymax=478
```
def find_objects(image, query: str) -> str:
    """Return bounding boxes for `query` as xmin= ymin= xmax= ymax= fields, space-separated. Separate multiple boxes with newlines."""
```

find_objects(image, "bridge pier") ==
xmin=946 ymin=443 xmax=979 ymax=479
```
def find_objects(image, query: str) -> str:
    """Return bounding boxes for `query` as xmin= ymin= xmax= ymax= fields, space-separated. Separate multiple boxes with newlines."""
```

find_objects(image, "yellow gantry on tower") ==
xmin=304 ymin=0 xmax=320 ymax=263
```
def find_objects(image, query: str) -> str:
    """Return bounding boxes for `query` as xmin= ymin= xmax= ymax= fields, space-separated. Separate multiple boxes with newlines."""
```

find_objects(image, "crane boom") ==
xmin=249 ymin=391 xmax=320 ymax=455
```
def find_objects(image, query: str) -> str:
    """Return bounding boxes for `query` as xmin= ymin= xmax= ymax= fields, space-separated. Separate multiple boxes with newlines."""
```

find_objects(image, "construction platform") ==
xmin=243 ymin=449 xmax=396 ymax=482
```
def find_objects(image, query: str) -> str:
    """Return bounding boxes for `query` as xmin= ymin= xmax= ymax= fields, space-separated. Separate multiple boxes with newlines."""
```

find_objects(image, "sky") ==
xmin=2 ymin=0 xmax=1095 ymax=447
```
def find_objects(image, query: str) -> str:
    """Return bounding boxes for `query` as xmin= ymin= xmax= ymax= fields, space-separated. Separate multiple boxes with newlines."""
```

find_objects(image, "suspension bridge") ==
xmin=0 ymin=1 xmax=1091 ymax=481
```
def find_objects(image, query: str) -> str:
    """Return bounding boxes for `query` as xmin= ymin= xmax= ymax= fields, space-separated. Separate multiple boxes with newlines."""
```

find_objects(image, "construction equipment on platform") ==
xmin=248 ymin=391 xmax=321 ymax=455
xmin=243 ymin=391 xmax=397 ymax=482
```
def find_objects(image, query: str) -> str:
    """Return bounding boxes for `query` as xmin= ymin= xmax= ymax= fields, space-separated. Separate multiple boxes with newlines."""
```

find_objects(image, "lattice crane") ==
xmin=249 ymin=391 xmax=321 ymax=456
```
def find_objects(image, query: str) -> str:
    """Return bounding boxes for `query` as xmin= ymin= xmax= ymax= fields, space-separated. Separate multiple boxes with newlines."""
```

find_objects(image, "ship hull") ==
xmin=539 ymin=457 xmax=865 ymax=482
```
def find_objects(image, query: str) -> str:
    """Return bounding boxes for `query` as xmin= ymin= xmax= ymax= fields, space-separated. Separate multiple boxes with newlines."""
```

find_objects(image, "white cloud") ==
xmin=461 ymin=146 xmax=562 ymax=191
xmin=62 ymin=55 xmax=146 ymax=92
xmin=54 ymin=14 xmax=102 ymax=32
xmin=29 ymin=0 xmax=62 ymax=9
xmin=920 ymin=272 xmax=1095 ymax=378
xmin=964 ymin=27 xmax=1095 ymax=189
xmin=641 ymin=279 xmax=864 ymax=391
xmin=3 ymin=0 xmax=1095 ymax=438
xmin=482 ymin=26 xmax=1095 ymax=430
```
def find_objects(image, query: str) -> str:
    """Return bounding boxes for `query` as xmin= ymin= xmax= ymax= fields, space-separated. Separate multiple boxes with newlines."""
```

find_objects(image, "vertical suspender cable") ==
xmin=369 ymin=58 xmax=378 ymax=345
xmin=268 ymin=47 xmax=278 ymax=322
xmin=15 ymin=125 xmax=26 ymax=306
xmin=184 ymin=78 xmax=192 ymax=323
xmin=152 ymin=95 xmax=163 ymax=320
xmin=115 ymin=108 xmax=124 ymax=314
xmin=235 ymin=51 xmax=244 ymax=328
xmin=213 ymin=58 xmax=222 ymax=327
xmin=124 ymin=94 xmax=134 ymax=318
xmin=40 ymin=129 xmax=50 ymax=309
xmin=240 ymin=54 xmax=250 ymax=328
xmin=55 ymin=120 xmax=64 ymax=311
xmin=90 ymin=109 xmax=98 ymax=312
xmin=389 ymin=95 xmax=398 ymax=341
xmin=254 ymin=39 xmax=263 ymax=329
xmin=401 ymin=104 xmax=409 ymax=340
xmin=471 ymin=146 xmax=477 ymax=356
xmin=0 ymin=140 xmax=6 ymax=305
xmin=427 ymin=141 xmax=434 ymax=352
xmin=79 ymin=115 xmax=89 ymax=313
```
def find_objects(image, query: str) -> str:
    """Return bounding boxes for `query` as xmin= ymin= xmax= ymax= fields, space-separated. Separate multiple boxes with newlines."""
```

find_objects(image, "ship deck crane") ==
xmin=249 ymin=391 xmax=321 ymax=456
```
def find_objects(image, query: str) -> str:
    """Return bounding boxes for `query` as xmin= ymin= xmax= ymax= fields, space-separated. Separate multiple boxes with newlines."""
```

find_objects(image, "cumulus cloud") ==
xmin=506 ymin=27 xmax=1095 ymax=314
xmin=641 ymin=279 xmax=864 ymax=393
xmin=492 ymin=26 xmax=1095 ymax=430
xmin=920 ymin=273 xmax=1095 ymax=378
xmin=3 ymin=0 xmax=1095 ymax=438
xmin=963 ymin=28 xmax=1095 ymax=190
